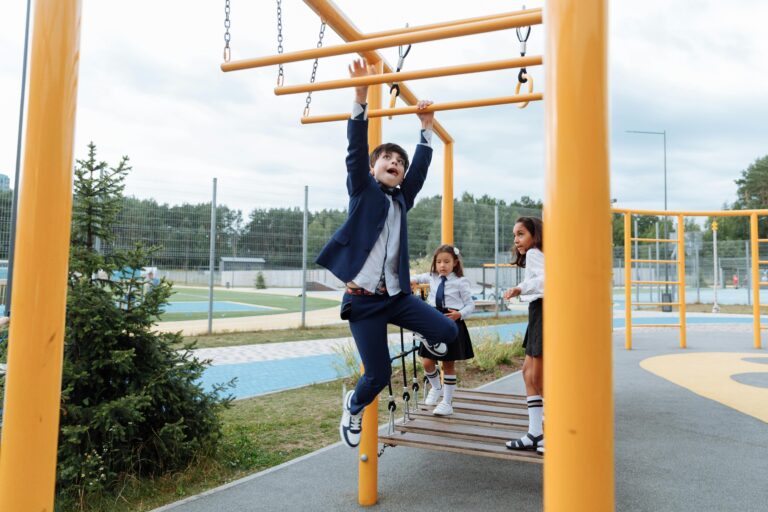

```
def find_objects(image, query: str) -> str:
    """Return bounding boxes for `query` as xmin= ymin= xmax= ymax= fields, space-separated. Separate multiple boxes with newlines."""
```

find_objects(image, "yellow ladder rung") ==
xmin=634 ymin=302 xmax=678 ymax=306
xmin=633 ymin=280 xmax=680 ymax=285
xmin=631 ymin=323 xmax=682 ymax=328
xmin=759 ymin=260 xmax=768 ymax=265
xmin=758 ymin=239 xmax=768 ymax=243
xmin=630 ymin=259 xmax=679 ymax=264
xmin=760 ymin=304 xmax=768 ymax=309
xmin=630 ymin=237 xmax=677 ymax=243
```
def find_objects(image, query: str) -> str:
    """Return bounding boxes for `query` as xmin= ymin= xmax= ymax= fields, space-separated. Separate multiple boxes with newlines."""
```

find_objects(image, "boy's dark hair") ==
xmin=370 ymin=143 xmax=409 ymax=172
xmin=512 ymin=216 xmax=543 ymax=268
xmin=430 ymin=244 xmax=464 ymax=277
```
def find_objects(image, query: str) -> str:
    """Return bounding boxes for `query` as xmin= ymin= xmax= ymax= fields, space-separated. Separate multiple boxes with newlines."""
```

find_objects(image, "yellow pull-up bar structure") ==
xmin=301 ymin=93 xmax=544 ymax=124
xmin=221 ymin=10 xmax=542 ymax=72
xmin=360 ymin=7 xmax=543 ymax=39
xmin=275 ymin=56 xmax=543 ymax=95
xmin=0 ymin=0 xmax=82 ymax=510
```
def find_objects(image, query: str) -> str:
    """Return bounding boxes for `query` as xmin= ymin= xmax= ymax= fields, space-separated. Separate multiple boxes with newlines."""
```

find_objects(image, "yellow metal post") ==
xmin=358 ymin=60 xmax=382 ymax=507
xmin=677 ymin=215 xmax=687 ymax=348
xmin=624 ymin=213 xmax=632 ymax=350
xmin=442 ymin=142 xmax=454 ymax=245
xmin=0 ymin=0 xmax=82 ymax=510
xmin=545 ymin=1 xmax=613 ymax=511
xmin=751 ymin=213 xmax=762 ymax=349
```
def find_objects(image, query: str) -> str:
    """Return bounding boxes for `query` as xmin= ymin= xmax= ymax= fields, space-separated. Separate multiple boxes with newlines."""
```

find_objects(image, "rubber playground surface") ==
xmin=159 ymin=324 xmax=768 ymax=512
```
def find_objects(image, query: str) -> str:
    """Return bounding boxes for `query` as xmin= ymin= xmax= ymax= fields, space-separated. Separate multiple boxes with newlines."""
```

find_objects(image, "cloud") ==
xmin=0 ymin=0 xmax=766 ymax=220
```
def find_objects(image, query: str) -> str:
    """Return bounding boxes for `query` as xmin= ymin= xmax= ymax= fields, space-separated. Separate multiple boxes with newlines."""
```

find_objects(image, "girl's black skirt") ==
xmin=523 ymin=298 xmax=543 ymax=357
xmin=417 ymin=312 xmax=474 ymax=361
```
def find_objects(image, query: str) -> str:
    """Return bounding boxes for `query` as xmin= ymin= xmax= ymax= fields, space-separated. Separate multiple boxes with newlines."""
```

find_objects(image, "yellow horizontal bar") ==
xmin=614 ymin=208 xmax=768 ymax=217
xmin=482 ymin=263 xmax=517 ymax=268
xmin=275 ymin=56 xmax=543 ymax=95
xmin=361 ymin=8 xmax=542 ymax=39
xmin=759 ymin=260 xmax=768 ymax=265
xmin=759 ymin=239 xmax=768 ymax=243
xmin=630 ymin=237 xmax=677 ymax=243
xmin=630 ymin=259 xmax=678 ymax=264
xmin=632 ymin=324 xmax=682 ymax=328
xmin=222 ymin=12 xmax=543 ymax=72
xmin=633 ymin=280 xmax=680 ymax=285
xmin=301 ymin=93 xmax=543 ymax=124
xmin=760 ymin=282 xmax=768 ymax=286
xmin=634 ymin=302 xmax=679 ymax=306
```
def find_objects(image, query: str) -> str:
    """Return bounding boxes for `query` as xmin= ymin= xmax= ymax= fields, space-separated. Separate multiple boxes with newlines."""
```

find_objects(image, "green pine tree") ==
xmin=57 ymin=143 xmax=232 ymax=502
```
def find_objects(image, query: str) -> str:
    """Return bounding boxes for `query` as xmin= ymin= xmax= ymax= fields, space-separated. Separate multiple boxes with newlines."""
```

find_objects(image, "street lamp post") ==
xmin=627 ymin=129 xmax=671 ymax=307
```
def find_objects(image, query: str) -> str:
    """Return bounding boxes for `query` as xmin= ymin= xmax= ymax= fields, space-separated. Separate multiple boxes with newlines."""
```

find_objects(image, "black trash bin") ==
xmin=661 ymin=292 xmax=673 ymax=312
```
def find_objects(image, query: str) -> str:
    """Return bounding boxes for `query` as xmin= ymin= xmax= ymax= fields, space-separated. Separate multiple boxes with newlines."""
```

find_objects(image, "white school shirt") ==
xmin=517 ymin=248 xmax=544 ymax=301
xmin=349 ymin=102 xmax=433 ymax=295
xmin=412 ymin=272 xmax=475 ymax=319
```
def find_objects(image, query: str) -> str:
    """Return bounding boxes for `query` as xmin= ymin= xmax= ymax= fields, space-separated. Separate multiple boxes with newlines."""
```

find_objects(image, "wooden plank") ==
xmin=455 ymin=388 xmax=526 ymax=401
xmin=415 ymin=402 xmax=529 ymax=420
xmin=451 ymin=393 xmax=527 ymax=408
xmin=379 ymin=431 xmax=542 ymax=463
xmin=409 ymin=408 xmax=529 ymax=429
xmin=396 ymin=418 xmax=525 ymax=444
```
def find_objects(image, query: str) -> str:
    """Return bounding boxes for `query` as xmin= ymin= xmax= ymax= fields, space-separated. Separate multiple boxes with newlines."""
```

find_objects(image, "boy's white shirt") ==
xmin=517 ymin=248 xmax=544 ymax=301
xmin=412 ymin=271 xmax=475 ymax=319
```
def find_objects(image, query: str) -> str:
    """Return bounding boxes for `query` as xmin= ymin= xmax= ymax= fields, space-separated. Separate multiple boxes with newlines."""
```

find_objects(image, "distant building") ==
xmin=0 ymin=174 xmax=9 ymax=191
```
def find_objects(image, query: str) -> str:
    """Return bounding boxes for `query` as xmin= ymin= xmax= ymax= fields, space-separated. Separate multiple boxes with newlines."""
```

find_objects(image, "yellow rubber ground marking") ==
xmin=640 ymin=353 xmax=768 ymax=424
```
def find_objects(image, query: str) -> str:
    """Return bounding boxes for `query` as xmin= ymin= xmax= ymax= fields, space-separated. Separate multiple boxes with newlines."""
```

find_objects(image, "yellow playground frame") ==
xmin=0 ymin=1 xmax=616 ymax=511
xmin=616 ymin=208 xmax=768 ymax=351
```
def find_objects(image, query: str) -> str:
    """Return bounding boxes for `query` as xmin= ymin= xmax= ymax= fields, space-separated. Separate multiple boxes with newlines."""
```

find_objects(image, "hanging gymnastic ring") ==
xmin=515 ymin=73 xmax=534 ymax=109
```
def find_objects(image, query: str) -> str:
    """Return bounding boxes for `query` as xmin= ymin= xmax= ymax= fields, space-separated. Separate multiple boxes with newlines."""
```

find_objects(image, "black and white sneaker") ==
xmin=421 ymin=340 xmax=448 ymax=357
xmin=339 ymin=390 xmax=363 ymax=448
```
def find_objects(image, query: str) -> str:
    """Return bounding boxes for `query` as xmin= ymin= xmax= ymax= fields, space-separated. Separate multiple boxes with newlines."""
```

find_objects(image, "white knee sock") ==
xmin=442 ymin=374 xmax=457 ymax=404
xmin=425 ymin=368 xmax=442 ymax=390
xmin=527 ymin=395 xmax=543 ymax=436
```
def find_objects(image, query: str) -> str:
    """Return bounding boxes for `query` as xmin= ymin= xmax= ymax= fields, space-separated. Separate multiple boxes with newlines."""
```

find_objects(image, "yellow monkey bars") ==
xmin=301 ymin=93 xmax=544 ymax=124
xmin=220 ymin=10 xmax=542 ymax=72
xmin=275 ymin=56 xmax=543 ymax=95
xmin=614 ymin=207 xmax=768 ymax=351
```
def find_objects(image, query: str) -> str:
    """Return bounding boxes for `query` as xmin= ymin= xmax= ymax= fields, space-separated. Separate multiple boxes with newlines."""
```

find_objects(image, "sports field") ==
xmin=161 ymin=288 xmax=339 ymax=322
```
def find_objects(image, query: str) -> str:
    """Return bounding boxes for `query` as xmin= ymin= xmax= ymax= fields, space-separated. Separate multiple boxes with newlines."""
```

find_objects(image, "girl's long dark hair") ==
xmin=512 ymin=216 xmax=543 ymax=268
xmin=430 ymin=244 xmax=464 ymax=277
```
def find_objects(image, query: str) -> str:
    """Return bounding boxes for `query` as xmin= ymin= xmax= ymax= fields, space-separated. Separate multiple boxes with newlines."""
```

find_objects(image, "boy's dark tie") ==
xmin=435 ymin=275 xmax=447 ymax=310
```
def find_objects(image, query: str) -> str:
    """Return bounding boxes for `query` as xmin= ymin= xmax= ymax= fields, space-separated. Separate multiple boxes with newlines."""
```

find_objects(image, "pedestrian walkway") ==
xmin=195 ymin=312 xmax=766 ymax=399
xmin=155 ymin=327 xmax=768 ymax=512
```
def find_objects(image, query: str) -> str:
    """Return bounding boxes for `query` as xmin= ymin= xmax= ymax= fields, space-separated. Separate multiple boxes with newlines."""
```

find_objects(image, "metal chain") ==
xmin=303 ymin=20 xmax=326 ymax=117
xmin=276 ymin=0 xmax=284 ymax=86
xmin=223 ymin=0 xmax=231 ymax=62
xmin=378 ymin=443 xmax=393 ymax=458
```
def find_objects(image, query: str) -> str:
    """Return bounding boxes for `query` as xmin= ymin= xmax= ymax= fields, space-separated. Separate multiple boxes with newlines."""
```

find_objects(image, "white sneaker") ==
xmin=421 ymin=340 xmax=448 ymax=357
xmin=424 ymin=386 xmax=443 ymax=406
xmin=432 ymin=401 xmax=453 ymax=416
xmin=339 ymin=390 xmax=363 ymax=448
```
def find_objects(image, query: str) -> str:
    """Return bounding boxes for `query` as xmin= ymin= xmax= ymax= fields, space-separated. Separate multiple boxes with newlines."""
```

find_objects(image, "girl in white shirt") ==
xmin=503 ymin=217 xmax=545 ymax=455
xmin=411 ymin=245 xmax=475 ymax=416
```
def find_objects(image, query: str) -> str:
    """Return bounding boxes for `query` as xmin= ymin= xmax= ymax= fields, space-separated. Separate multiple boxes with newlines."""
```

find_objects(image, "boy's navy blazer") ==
xmin=315 ymin=117 xmax=432 ymax=294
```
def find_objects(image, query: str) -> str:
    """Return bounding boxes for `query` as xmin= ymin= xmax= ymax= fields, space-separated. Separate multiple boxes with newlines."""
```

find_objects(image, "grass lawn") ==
xmin=159 ymin=287 xmax=339 ymax=322
xmin=70 ymin=338 xmax=525 ymax=512
xmin=177 ymin=314 xmax=529 ymax=349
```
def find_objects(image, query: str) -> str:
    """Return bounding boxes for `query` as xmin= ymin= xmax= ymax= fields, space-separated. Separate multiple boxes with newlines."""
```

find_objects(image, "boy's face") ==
xmin=370 ymin=151 xmax=406 ymax=188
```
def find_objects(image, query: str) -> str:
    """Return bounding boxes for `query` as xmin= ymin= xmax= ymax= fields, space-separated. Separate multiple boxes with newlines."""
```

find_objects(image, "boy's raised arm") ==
xmin=400 ymin=100 xmax=435 ymax=209
xmin=345 ymin=59 xmax=376 ymax=196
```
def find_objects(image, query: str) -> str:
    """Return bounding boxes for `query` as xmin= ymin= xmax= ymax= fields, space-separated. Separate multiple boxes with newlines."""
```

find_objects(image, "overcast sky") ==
xmin=1 ymin=1 xmax=766 ymax=216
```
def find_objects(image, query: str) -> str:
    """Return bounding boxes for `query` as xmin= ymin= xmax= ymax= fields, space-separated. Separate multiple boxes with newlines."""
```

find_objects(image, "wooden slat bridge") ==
xmin=379 ymin=388 xmax=542 ymax=463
